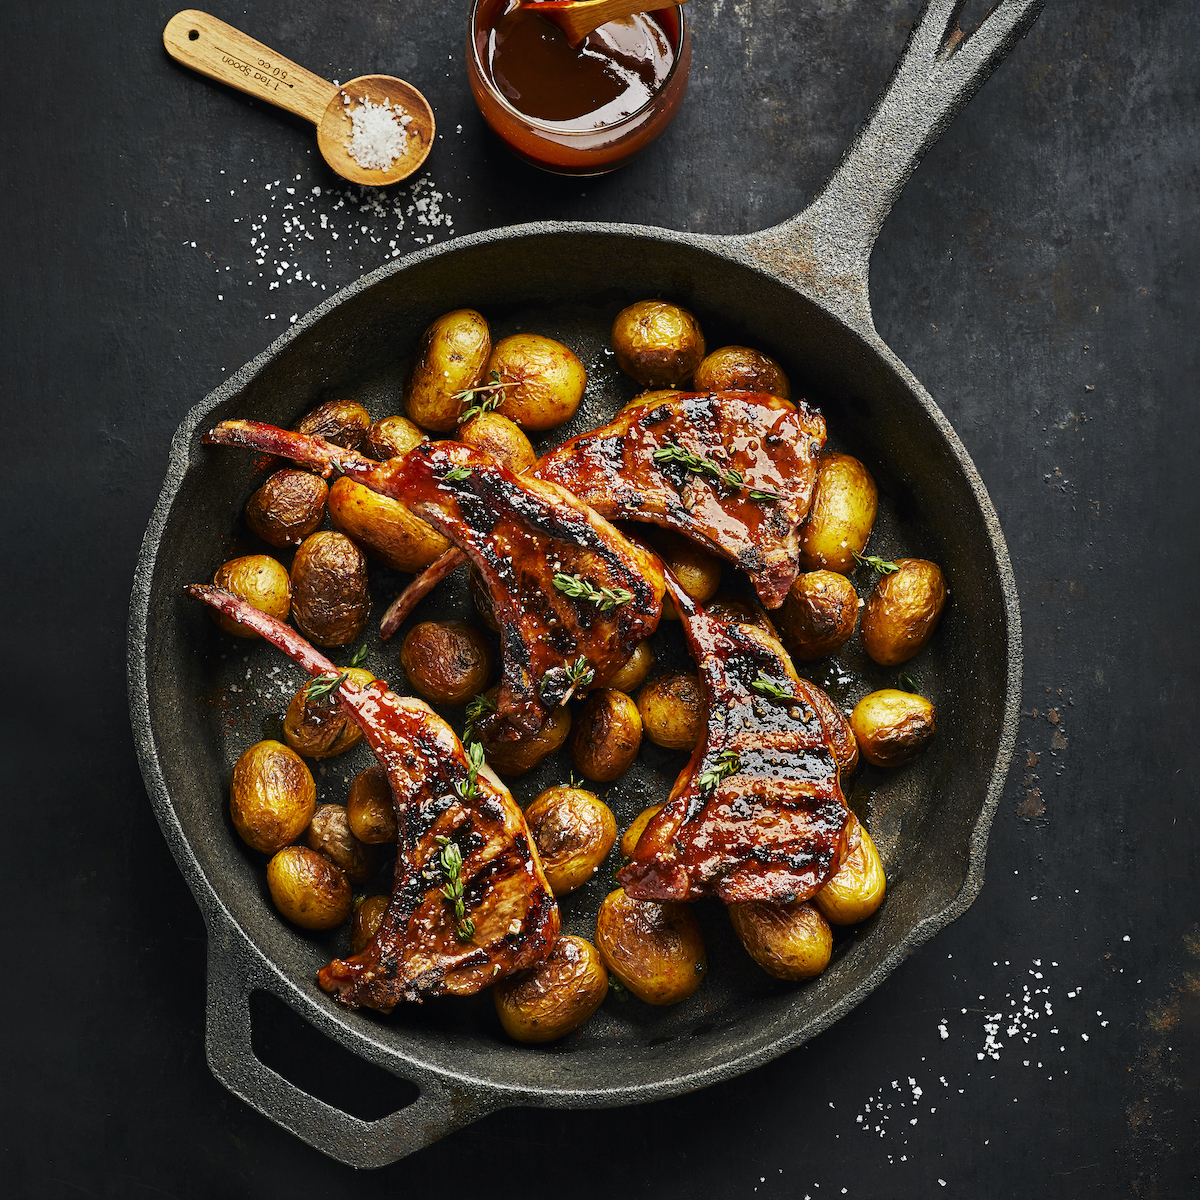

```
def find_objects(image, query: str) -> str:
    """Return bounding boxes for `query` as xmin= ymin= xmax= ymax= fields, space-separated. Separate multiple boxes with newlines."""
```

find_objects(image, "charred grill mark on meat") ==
xmin=618 ymin=575 xmax=850 ymax=905
xmin=534 ymin=391 xmax=827 ymax=609
xmin=185 ymin=585 xmax=560 ymax=1010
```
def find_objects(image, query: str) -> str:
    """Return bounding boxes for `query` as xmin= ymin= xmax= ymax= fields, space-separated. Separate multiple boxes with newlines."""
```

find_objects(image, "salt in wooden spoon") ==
xmin=163 ymin=10 xmax=434 ymax=186
xmin=520 ymin=0 xmax=690 ymax=47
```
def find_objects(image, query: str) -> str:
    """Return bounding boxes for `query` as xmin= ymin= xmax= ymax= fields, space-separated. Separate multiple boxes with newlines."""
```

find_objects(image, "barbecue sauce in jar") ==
xmin=468 ymin=0 xmax=690 ymax=174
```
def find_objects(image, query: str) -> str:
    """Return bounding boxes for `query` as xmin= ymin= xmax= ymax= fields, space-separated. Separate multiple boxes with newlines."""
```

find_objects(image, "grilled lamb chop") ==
xmin=203 ymin=422 xmax=664 ymax=737
xmin=618 ymin=576 xmax=850 ymax=905
xmin=187 ymin=584 xmax=559 ymax=1009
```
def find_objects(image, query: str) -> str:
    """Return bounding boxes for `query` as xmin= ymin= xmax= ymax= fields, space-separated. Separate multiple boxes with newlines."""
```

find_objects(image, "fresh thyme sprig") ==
xmin=852 ymin=549 xmax=900 ymax=575
xmin=347 ymin=644 xmax=369 ymax=668
xmin=552 ymin=573 xmax=634 ymax=612
xmin=653 ymin=442 xmax=744 ymax=489
xmin=747 ymin=487 xmax=783 ymax=503
xmin=899 ymin=673 xmax=922 ymax=694
xmin=608 ymin=976 xmax=630 ymax=1002
xmin=564 ymin=656 xmax=595 ymax=694
xmin=454 ymin=370 xmax=519 ymax=424
xmin=751 ymin=672 xmax=795 ymax=702
xmin=304 ymin=670 xmax=348 ymax=705
xmin=435 ymin=835 xmax=475 ymax=942
xmin=697 ymin=749 xmax=741 ymax=793
xmin=462 ymin=693 xmax=497 ymax=746
xmin=444 ymin=465 xmax=472 ymax=483
xmin=538 ymin=655 xmax=596 ymax=705
xmin=454 ymin=740 xmax=486 ymax=804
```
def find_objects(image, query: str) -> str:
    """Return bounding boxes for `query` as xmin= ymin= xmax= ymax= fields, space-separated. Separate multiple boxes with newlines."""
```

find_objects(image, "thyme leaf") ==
xmin=747 ymin=487 xmax=783 ymax=503
xmin=751 ymin=672 xmax=795 ymax=702
xmin=347 ymin=644 xmax=369 ymax=668
xmin=899 ymin=673 xmax=922 ymax=694
xmin=652 ymin=442 xmax=743 ymax=489
xmin=435 ymin=835 xmax=475 ymax=942
xmin=454 ymin=370 xmax=519 ymax=424
xmin=608 ymin=976 xmax=630 ymax=1002
xmin=565 ymin=656 xmax=595 ymax=691
xmin=462 ymin=693 xmax=497 ymax=746
xmin=444 ymin=466 xmax=472 ymax=483
xmin=552 ymin=572 xmax=634 ymax=612
xmin=697 ymin=749 xmax=741 ymax=793
xmin=852 ymin=549 xmax=900 ymax=575
xmin=454 ymin=740 xmax=487 ymax=804
xmin=304 ymin=670 xmax=348 ymax=705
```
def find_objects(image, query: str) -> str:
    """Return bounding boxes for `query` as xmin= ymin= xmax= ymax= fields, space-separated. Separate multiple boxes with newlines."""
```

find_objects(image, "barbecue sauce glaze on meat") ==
xmin=202 ymin=423 xmax=664 ymax=739
xmin=535 ymin=391 xmax=827 ymax=608
xmin=186 ymin=585 xmax=560 ymax=1009
xmin=619 ymin=580 xmax=851 ymax=904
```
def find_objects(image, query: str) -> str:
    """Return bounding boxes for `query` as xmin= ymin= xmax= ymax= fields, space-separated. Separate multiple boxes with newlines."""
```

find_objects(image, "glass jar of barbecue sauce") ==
xmin=467 ymin=0 xmax=690 ymax=175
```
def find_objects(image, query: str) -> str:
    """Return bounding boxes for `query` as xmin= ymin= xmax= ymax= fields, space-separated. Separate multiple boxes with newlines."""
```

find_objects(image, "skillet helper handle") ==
xmin=740 ymin=0 xmax=1043 ymax=334
xmin=204 ymin=923 xmax=496 ymax=1168
xmin=163 ymin=9 xmax=338 ymax=125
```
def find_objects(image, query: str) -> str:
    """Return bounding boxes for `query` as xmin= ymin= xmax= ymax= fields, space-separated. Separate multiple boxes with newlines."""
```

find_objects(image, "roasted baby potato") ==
xmin=814 ymin=813 xmax=886 ymax=925
xmin=400 ymin=620 xmax=494 ymax=706
xmin=229 ymin=740 xmax=316 ymax=854
xmin=350 ymin=893 xmax=389 ymax=954
xmin=211 ymin=555 xmax=291 ymax=637
xmin=457 ymin=411 xmax=537 ymax=475
xmin=346 ymin=764 xmax=398 ymax=844
xmin=849 ymin=689 xmax=937 ymax=768
xmin=494 ymin=935 xmax=609 ymax=1043
xmin=479 ymin=701 xmax=571 ymax=776
xmin=245 ymin=469 xmax=328 ymax=548
xmin=570 ymin=689 xmax=643 ymax=783
xmin=294 ymin=398 xmax=371 ymax=450
xmin=289 ymin=531 xmax=370 ymax=647
xmin=777 ymin=570 xmax=859 ymax=661
xmin=595 ymin=888 xmax=706 ymax=1005
xmin=594 ymin=640 xmax=655 ymax=694
xmin=859 ymin=559 xmax=947 ymax=666
xmin=693 ymin=345 xmax=790 ymax=399
xmin=798 ymin=452 xmax=879 ymax=574
xmin=404 ymin=308 xmax=492 ymax=432
xmin=468 ymin=566 xmax=500 ymax=632
xmin=327 ymin=476 xmax=451 ymax=574
xmin=524 ymin=785 xmax=618 ymax=896
xmin=283 ymin=666 xmax=374 ymax=758
xmin=306 ymin=803 xmax=380 ymax=885
xmin=486 ymin=334 xmax=587 ymax=432
xmin=611 ymin=300 xmax=706 ymax=388
xmin=637 ymin=672 xmax=705 ymax=752
xmin=620 ymin=803 xmax=664 ymax=858
xmin=728 ymin=900 xmax=832 ymax=980
xmin=266 ymin=845 xmax=353 ymax=930
xmin=363 ymin=414 xmax=425 ymax=460
xmin=646 ymin=529 xmax=721 ymax=618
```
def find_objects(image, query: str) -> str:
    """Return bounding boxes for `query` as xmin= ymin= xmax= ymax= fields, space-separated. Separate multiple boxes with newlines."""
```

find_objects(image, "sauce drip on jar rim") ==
xmin=486 ymin=3 xmax=675 ymax=128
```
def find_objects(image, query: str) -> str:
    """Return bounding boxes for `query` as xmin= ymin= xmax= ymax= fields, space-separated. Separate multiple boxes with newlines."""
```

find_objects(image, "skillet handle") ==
xmin=204 ymin=922 xmax=497 ymax=1168
xmin=736 ymin=0 xmax=1043 ymax=336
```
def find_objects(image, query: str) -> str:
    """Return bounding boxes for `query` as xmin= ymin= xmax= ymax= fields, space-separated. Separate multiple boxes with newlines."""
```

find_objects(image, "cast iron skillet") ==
xmin=129 ymin=0 xmax=1039 ymax=1169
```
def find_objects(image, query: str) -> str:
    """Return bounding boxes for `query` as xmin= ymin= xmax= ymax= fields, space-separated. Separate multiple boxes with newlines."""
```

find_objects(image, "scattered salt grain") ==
xmin=344 ymin=93 xmax=413 ymax=171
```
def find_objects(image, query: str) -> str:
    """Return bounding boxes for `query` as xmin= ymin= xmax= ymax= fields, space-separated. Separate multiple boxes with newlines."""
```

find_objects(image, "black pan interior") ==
xmin=139 ymin=226 xmax=1013 ymax=1102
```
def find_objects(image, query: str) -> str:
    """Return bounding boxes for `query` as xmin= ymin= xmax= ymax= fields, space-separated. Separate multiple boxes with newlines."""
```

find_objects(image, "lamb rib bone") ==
xmin=186 ymin=584 xmax=560 ymax=1010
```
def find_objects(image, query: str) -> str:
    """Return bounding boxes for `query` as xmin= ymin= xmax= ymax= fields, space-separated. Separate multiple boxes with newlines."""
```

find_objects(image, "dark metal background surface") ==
xmin=5 ymin=0 xmax=1198 ymax=1195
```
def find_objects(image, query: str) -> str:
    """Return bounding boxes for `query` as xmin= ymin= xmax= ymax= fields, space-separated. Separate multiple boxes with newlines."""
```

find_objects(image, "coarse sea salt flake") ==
xmin=345 ymin=94 xmax=410 ymax=171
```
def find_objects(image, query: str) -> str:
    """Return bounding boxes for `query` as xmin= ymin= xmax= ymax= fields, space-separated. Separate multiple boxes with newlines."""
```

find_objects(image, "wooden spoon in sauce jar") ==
xmin=163 ymin=10 xmax=434 ymax=186
xmin=521 ymin=0 xmax=691 ymax=47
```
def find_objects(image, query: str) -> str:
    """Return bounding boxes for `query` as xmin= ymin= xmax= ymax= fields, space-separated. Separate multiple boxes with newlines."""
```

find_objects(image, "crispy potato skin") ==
xmin=266 ymin=845 xmax=353 ymax=930
xmin=814 ymin=813 xmax=886 ymax=925
xmin=850 ymin=689 xmax=937 ymax=767
xmin=570 ymin=689 xmax=643 ymax=783
xmin=400 ymin=620 xmax=494 ymax=706
xmin=307 ymin=803 xmax=380 ymax=885
xmin=611 ymin=300 xmax=706 ymax=388
xmin=229 ymin=740 xmax=315 ymax=854
xmin=346 ymin=764 xmax=398 ymax=843
xmin=859 ymin=559 xmax=947 ymax=666
xmin=290 ymin=531 xmax=370 ymax=647
xmin=620 ymin=803 xmax=664 ymax=859
xmin=799 ymin=452 xmax=879 ymax=574
xmin=592 ymin=640 xmax=655 ymax=694
xmin=727 ymin=900 xmax=832 ymax=980
xmin=404 ymin=309 xmax=492 ymax=432
xmin=327 ymin=476 xmax=451 ymax=573
xmin=524 ymin=786 xmax=618 ymax=896
xmin=778 ymin=570 xmax=859 ymax=661
xmin=283 ymin=667 xmax=374 ymax=758
xmin=486 ymin=334 xmax=587 ymax=431
xmin=646 ymin=528 xmax=722 ymax=619
xmin=637 ymin=672 xmax=705 ymax=752
xmin=245 ymin=469 xmax=328 ymax=548
xmin=494 ymin=935 xmax=609 ymax=1042
xmin=458 ymin=412 xmax=536 ymax=474
xmin=480 ymin=701 xmax=572 ymax=776
xmin=595 ymin=888 xmax=707 ymax=1005
xmin=363 ymin=414 xmax=425 ymax=461
xmin=693 ymin=345 xmax=790 ymax=399
xmin=350 ymin=893 xmax=389 ymax=954
xmin=211 ymin=555 xmax=291 ymax=637
xmin=294 ymin=399 xmax=371 ymax=450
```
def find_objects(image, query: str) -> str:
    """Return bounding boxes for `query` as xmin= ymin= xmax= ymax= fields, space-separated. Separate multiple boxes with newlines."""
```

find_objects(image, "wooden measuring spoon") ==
xmin=519 ymin=0 xmax=690 ymax=47
xmin=163 ymin=10 xmax=434 ymax=186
